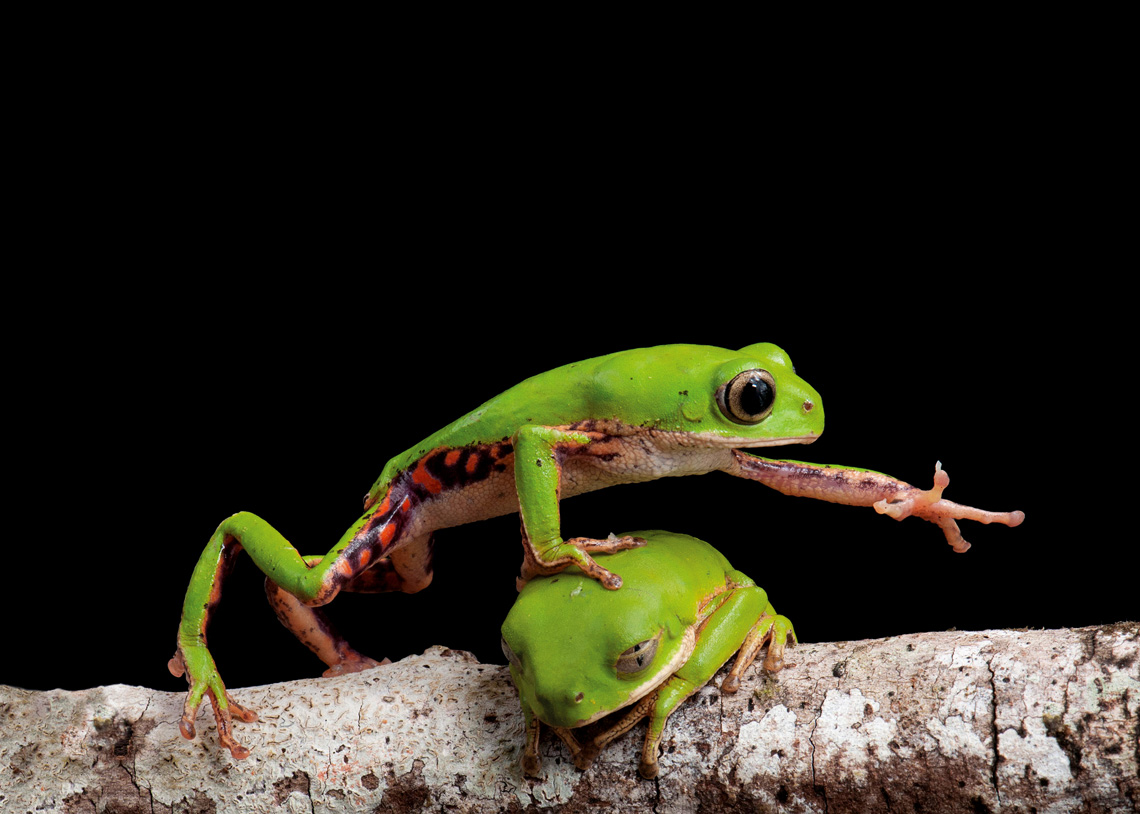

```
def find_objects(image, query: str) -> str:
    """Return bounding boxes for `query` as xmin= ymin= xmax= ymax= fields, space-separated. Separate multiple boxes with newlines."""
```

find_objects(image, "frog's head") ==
xmin=501 ymin=556 xmax=694 ymax=729
xmin=588 ymin=342 xmax=824 ymax=449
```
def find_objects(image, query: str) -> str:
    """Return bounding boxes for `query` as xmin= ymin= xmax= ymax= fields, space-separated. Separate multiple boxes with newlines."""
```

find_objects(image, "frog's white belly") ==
xmin=407 ymin=435 xmax=737 ymax=535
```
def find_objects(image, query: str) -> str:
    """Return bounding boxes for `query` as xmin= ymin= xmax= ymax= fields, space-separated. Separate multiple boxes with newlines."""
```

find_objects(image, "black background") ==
xmin=7 ymin=68 xmax=1132 ymax=696
xmin=11 ymin=275 xmax=1129 ymax=695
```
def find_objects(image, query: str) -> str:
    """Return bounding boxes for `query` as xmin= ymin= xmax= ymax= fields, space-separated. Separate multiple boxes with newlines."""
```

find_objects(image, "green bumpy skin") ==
xmin=170 ymin=342 xmax=1023 ymax=758
xmin=501 ymin=530 xmax=796 ymax=779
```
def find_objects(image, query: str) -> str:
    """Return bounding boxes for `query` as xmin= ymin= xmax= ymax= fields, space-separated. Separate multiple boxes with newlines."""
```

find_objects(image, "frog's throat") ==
xmin=570 ymin=626 xmax=698 ymax=729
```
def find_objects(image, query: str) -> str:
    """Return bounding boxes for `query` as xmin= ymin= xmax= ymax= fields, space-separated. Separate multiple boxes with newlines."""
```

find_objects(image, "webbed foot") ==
xmin=874 ymin=463 xmax=1025 ymax=552
xmin=721 ymin=611 xmax=797 ymax=693
xmin=322 ymin=654 xmax=390 ymax=677
xmin=168 ymin=647 xmax=257 ymax=759
xmin=517 ymin=533 xmax=646 ymax=590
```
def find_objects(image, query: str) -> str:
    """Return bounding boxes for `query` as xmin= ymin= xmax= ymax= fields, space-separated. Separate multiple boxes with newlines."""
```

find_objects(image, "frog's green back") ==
xmin=514 ymin=529 xmax=738 ymax=633
xmin=506 ymin=530 xmax=739 ymax=666
xmin=369 ymin=343 xmax=821 ymax=500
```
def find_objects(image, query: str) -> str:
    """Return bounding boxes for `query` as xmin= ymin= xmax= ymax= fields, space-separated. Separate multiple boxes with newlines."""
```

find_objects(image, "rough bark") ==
xmin=2 ymin=624 xmax=1136 ymax=813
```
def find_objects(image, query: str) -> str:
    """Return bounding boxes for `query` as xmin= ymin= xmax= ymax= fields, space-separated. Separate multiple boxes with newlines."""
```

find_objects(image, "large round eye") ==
xmin=718 ymin=369 xmax=777 ymax=424
xmin=615 ymin=635 xmax=659 ymax=675
xmin=501 ymin=636 xmax=521 ymax=671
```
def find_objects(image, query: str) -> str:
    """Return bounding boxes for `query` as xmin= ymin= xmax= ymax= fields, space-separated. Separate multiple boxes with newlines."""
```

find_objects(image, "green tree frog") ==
xmin=169 ymin=342 xmax=1024 ymax=759
xmin=501 ymin=529 xmax=795 ymax=779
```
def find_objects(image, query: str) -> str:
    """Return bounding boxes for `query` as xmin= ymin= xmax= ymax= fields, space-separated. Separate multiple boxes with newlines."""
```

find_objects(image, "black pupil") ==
xmin=740 ymin=376 xmax=773 ymax=416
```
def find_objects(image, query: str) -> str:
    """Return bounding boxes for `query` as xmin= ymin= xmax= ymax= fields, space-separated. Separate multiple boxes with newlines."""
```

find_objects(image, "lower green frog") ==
xmin=501 ymin=529 xmax=795 ymax=779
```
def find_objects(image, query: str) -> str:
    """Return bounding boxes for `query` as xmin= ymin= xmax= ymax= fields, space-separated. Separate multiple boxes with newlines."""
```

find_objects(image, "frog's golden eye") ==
xmin=616 ymin=635 xmax=660 ymax=675
xmin=718 ymin=369 xmax=776 ymax=424
xmin=501 ymin=636 xmax=522 ymax=671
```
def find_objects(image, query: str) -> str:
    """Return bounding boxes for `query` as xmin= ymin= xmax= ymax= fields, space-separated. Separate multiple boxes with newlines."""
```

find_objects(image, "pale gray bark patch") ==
xmin=1 ymin=625 xmax=1136 ymax=813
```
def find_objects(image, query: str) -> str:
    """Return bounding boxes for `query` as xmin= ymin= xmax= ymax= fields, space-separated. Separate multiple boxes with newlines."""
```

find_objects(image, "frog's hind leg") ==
xmin=720 ymin=606 xmax=796 ymax=692
xmin=264 ymin=533 xmax=435 ymax=676
xmin=172 ymin=503 xmax=421 ymax=757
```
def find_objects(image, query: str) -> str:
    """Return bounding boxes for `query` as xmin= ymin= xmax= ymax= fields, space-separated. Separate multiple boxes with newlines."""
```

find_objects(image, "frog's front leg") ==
xmin=728 ymin=455 xmax=1024 ymax=552
xmin=513 ymin=425 xmax=645 ymax=589
xmin=546 ymin=693 xmax=659 ymax=775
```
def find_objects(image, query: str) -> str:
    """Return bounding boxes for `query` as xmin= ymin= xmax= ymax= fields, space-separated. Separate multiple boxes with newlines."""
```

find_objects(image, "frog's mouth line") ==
xmin=662 ymin=430 xmax=821 ymax=451
xmin=732 ymin=433 xmax=820 ymax=454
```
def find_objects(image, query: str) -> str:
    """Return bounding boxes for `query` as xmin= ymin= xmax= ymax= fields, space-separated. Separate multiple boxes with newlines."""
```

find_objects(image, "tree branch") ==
xmin=3 ymin=624 xmax=1136 ymax=813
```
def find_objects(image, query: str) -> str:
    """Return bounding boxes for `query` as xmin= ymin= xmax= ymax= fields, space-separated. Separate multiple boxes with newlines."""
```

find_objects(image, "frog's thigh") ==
xmin=264 ymin=534 xmax=434 ymax=674
xmin=663 ymin=585 xmax=770 ymax=711
xmin=639 ymin=586 xmax=770 ymax=776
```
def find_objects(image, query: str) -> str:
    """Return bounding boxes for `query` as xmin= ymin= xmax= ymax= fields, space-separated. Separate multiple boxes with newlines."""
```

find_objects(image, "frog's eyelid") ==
xmin=501 ymin=636 xmax=521 ymax=670
xmin=615 ymin=632 xmax=661 ymax=674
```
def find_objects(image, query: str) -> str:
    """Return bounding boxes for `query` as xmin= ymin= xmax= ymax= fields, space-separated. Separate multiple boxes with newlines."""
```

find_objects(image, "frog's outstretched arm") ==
xmin=727 ymin=455 xmax=1024 ymax=552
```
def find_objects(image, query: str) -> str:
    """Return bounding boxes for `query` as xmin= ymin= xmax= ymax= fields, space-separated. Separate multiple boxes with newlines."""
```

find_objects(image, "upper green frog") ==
xmin=169 ymin=342 xmax=1023 ymax=758
xmin=502 ymin=529 xmax=795 ymax=779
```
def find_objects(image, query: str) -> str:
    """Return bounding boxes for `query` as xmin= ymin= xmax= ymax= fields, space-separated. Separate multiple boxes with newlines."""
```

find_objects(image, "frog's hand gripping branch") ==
xmin=513 ymin=424 xmax=645 ymax=590
xmin=728 ymin=455 xmax=1024 ymax=552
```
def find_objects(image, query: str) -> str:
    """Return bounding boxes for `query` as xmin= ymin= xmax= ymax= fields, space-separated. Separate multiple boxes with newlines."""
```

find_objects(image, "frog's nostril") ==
xmin=574 ymin=692 xmax=584 ymax=703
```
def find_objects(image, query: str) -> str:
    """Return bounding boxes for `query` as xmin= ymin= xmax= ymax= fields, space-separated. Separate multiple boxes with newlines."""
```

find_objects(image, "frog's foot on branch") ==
xmin=168 ymin=648 xmax=258 ymax=760
xmin=322 ymin=655 xmax=390 ymax=677
xmin=874 ymin=463 xmax=1025 ymax=552
xmin=548 ymin=691 xmax=657 ymax=773
xmin=548 ymin=724 xmax=597 ymax=770
xmin=721 ymin=610 xmax=797 ymax=693
xmin=517 ymin=533 xmax=646 ymax=591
